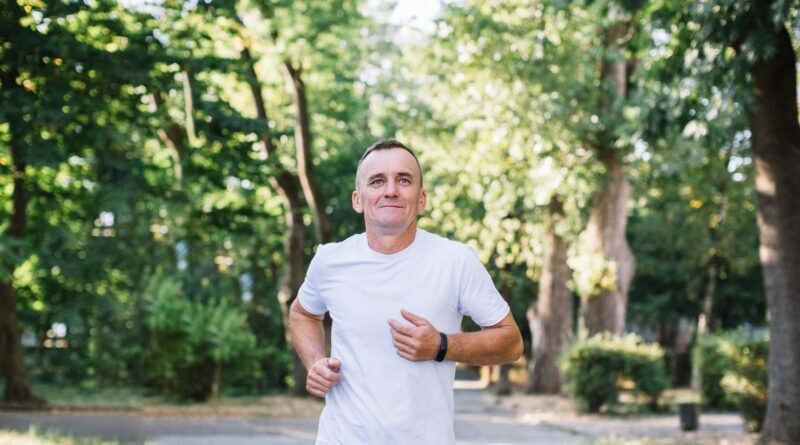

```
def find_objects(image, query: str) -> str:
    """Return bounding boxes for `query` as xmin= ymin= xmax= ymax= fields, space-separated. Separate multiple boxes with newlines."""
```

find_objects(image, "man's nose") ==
xmin=384 ymin=180 xmax=398 ymax=196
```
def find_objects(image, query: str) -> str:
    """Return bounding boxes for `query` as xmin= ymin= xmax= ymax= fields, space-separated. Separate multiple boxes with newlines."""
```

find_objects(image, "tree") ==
xmin=0 ymin=78 xmax=39 ymax=404
xmin=527 ymin=197 xmax=573 ymax=393
xmin=651 ymin=0 xmax=799 ymax=441
xmin=745 ymin=22 xmax=800 ymax=445
xmin=576 ymin=0 xmax=639 ymax=336
xmin=390 ymin=0 xmax=658 ymax=390
xmin=0 ymin=0 xmax=141 ymax=405
xmin=2 ymin=0 xmax=379 ymax=400
xmin=385 ymin=0 xmax=603 ymax=393
xmin=240 ymin=41 xmax=308 ymax=395
xmin=236 ymin=0 xmax=373 ymax=393
xmin=628 ymin=78 xmax=761 ymax=384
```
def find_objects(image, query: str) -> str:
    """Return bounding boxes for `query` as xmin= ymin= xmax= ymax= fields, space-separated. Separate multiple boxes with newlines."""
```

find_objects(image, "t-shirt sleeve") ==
xmin=297 ymin=244 xmax=329 ymax=316
xmin=456 ymin=245 xmax=510 ymax=327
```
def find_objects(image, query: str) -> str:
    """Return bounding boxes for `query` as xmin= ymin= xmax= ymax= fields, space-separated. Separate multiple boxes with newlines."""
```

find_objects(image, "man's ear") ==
xmin=418 ymin=189 xmax=427 ymax=213
xmin=352 ymin=190 xmax=364 ymax=213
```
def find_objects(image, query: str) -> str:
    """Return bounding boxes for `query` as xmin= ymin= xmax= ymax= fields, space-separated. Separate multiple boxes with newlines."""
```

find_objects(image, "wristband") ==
xmin=435 ymin=332 xmax=448 ymax=362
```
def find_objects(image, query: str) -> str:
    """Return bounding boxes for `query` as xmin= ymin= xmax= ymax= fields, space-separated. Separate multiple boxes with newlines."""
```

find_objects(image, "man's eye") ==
xmin=370 ymin=179 xmax=383 ymax=185
xmin=399 ymin=178 xmax=411 ymax=184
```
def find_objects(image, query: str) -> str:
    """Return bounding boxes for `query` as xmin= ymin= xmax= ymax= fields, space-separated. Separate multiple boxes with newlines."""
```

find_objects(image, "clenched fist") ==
xmin=306 ymin=357 xmax=341 ymax=397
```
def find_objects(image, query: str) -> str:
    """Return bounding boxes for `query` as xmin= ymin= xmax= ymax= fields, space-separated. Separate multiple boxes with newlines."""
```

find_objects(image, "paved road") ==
xmin=0 ymin=388 xmax=748 ymax=445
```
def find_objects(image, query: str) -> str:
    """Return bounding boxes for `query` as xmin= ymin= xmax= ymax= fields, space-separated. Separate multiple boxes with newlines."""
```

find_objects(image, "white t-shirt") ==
xmin=298 ymin=228 xmax=510 ymax=445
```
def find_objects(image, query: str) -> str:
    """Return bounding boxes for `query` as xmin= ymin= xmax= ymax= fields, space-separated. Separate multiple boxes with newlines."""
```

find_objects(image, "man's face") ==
xmin=352 ymin=148 xmax=427 ymax=235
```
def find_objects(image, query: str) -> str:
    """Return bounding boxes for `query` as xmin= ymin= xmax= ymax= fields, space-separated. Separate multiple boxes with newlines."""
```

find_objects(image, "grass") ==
xmin=0 ymin=427 xmax=140 ymax=445
xmin=30 ymin=382 xmax=163 ymax=409
xmin=16 ymin=381 xmax=324 ymax=418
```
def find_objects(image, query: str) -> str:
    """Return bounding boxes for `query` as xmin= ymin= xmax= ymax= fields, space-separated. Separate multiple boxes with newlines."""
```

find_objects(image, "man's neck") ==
xmin=365 ymin=223 xmax=418 ymax=254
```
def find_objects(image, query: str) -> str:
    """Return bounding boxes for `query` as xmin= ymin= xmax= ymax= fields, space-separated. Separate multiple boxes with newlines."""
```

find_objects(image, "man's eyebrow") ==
xmin=366 ymin=172 xmax=416 ymax=181
xmin=395 ymin=172 xmax=418 ymax=182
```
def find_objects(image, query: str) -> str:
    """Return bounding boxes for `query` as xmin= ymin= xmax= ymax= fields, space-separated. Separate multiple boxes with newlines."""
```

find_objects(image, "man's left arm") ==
xmin=388 ymin=310 xmax=523 ymax=365
xmin=445 ymin=311 xmax=523 ymax=365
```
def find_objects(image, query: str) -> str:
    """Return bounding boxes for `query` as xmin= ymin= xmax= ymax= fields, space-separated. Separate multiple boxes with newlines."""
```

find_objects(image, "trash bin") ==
xmin=678 ymin=402 xmax=699 ymax=431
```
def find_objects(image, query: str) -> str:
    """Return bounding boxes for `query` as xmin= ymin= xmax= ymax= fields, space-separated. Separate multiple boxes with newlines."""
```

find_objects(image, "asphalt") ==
xmin=0 ymin=388 xmax=751 ymax=445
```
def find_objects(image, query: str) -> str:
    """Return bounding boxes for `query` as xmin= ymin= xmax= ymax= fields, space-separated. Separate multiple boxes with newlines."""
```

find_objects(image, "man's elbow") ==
xmin=507 ymin=332 xmax=524 ymax=362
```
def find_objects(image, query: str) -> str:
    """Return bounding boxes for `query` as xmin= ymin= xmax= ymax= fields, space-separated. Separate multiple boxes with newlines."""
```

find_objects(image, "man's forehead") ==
xmin=359 ymin=148 xmax=421 ymax=177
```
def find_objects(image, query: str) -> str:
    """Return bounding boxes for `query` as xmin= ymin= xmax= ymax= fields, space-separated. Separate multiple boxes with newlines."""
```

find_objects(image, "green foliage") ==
xmin=2 ymin=0 xmax=788 ymax=404
xmin=141 ymin=272 xmax=260 ymax=401
xmin=628 ymin=0 xmax=766 ymax=335
xmin=562 ymin=333 xmax=669 ymax=413
xmin=694 ymin=330 xmax=767 ymax=431
xmin=693 ymin=334 xmax=733 ymax=410
xmin=0 ymin=236 xmax=28 ymax=283
xmin=721 ymin=335 xmax=768 ymax=432
xmin=3 ymin=0 xmax=373 ymax=399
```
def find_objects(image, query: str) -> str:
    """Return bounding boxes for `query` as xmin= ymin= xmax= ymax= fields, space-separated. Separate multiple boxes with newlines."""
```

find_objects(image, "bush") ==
xmin=693 ymin=334 xmax=735 ymax=410
xmin=141 ymin=272 xmax=261 ymax=401
xmin=693 ymin=330 xmax=768 ymax=432
xmin=561 ymin=333 xmax=669 ymax=413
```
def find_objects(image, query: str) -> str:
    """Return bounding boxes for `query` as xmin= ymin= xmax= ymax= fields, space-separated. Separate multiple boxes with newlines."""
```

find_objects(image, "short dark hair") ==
xmin=355 ymin=139 xmax=423 ymax=188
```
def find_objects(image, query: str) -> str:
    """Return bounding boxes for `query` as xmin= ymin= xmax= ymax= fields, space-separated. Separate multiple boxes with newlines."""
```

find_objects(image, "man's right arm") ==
xmin=289 ymin=299 xmax=341 ymax=397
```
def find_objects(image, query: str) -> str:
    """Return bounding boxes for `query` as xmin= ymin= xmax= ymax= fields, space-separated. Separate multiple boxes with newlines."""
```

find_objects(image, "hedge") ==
xmin=561 ymin=333 xmax=669 ymax=413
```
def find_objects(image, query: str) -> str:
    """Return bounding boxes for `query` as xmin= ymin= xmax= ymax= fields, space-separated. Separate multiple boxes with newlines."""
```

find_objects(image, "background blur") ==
xmin=1 ymin=1 xmax=798 ymax=438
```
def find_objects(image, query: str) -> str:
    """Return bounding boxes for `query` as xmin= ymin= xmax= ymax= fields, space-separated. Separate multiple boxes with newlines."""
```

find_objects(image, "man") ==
xmin=289 ymin=139 xmax=523 ymax=444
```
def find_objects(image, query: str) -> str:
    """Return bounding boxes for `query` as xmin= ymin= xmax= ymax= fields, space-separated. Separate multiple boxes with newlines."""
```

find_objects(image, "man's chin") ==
xmin=369 ymin=220 xmax=416 ymax=235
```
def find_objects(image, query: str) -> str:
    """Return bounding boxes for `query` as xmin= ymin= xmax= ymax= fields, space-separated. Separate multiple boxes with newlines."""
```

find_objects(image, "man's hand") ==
xmin=306 ymin=357 xmax=341 ymax=397
xmin=388 ymin=309 xmax=442 ymax=361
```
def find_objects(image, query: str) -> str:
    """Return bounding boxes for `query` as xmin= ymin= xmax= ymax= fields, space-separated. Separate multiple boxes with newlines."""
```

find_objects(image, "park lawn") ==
xmin=30 ymin=382 xmax=162 ymax=409
xmin=27 ymin=381 xmax=323 ymax=418
xmin=0 ymin=427 xmax=139 ymax=445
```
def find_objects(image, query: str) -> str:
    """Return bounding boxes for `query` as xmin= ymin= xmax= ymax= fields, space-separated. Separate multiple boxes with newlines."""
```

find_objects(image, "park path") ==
xmin=0 ymin=388 xmax=751 ymax=445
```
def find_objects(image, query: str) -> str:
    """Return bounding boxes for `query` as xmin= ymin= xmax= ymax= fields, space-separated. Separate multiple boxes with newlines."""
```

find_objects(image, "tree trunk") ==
xmin=526 ymin=197 xmax=573 ymax=393
xmin=211 ymin=361 xmax=222 ymax=400
xmin=691 ymin=258 xmax=718 ymax=392
xmin=0 ymin=279 xmax=35 ymax=406
xmin=242 ymin=47 xmax=308 ymax=396
xmin=697 ymin=260 xmax=718 ymax=337
xmin=150 ymin=90 xmax=187 ymax=184
xmin=581 ymin=23 xmax=636 ymax=336
xmin=281 ymin=62 xmax=332 ymax=245
xmin=490 ymin=269 xmax=515 ymax=396
xmin=281 ymin=62 xmax=335 ymax=357
xmin=581 ymin=21 xmax=636 ymax=336
xmin=697 ymin=147 xmax=732 ymax=339
xmin=581 ymin=150 xmax=636 ymax=335
xmin=180 ymin=69 xmax=198 ymax=148
xmin=692 ymin=152 xmax=731 ymax=390
xmin=0 ymin=93 xmax=43 ymax=404
xmin=748 ymin=25 xmax=800 ymax=445
xmin=274 ymin=173 xmax=307 ymax=396
xmin=494 ymin=363 xmax=512 ymax=396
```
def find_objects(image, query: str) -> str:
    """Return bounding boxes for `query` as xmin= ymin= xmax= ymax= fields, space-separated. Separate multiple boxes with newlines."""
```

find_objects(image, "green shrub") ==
xmin=561 ymin=333 xmax=669 ymax=413
xmin=141 ymin=272 xmax=261 ymax=401
xmin=693 ymin=330 xmax=768 ymax=432
xmin=693 ymin=334 xmax=735 ymax=410
xmin=721 ymin=332 xmax=768 ymax=432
